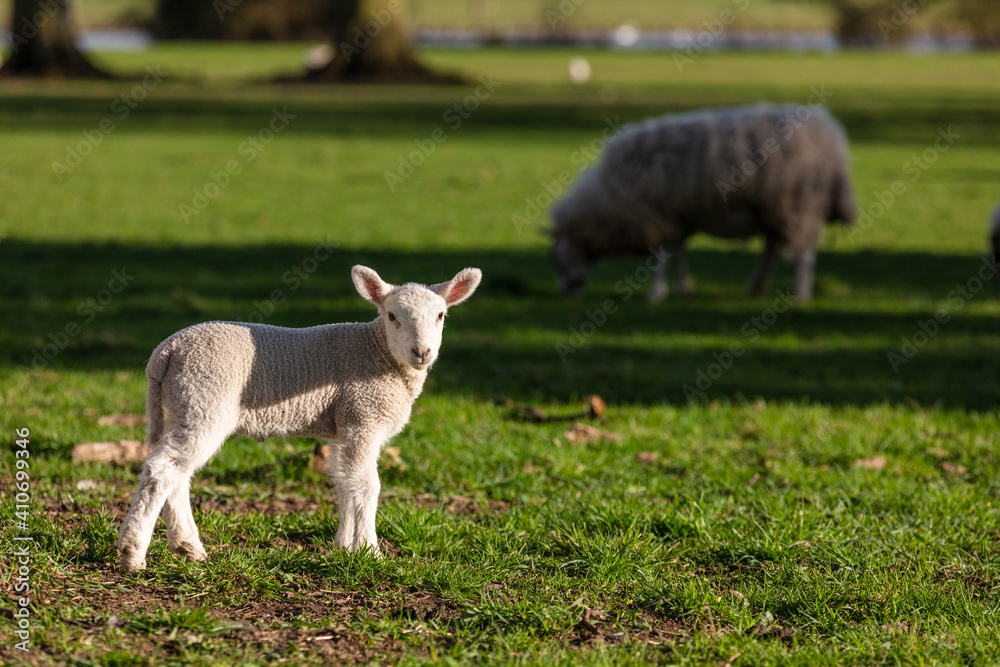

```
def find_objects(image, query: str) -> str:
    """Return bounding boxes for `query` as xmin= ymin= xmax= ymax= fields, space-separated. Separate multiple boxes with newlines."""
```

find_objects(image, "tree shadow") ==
xmin=2 ymin=87 xmax=999 ymax=148
xmin=5 ymin=240 xmax=999 ymax=410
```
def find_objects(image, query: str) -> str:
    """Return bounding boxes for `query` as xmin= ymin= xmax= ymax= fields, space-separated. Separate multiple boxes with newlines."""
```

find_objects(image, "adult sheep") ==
xmin=117 ymin=265 xmax=481 ymax=571
xmin=549 ymin=104 xmax=857 ymax=301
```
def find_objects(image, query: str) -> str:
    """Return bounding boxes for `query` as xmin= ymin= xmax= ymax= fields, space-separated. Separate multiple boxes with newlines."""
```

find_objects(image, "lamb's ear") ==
xmin=352 ymin=265 xmax=392 ymax=307
xmin=431 ymin=268 xmax=482 ymax=307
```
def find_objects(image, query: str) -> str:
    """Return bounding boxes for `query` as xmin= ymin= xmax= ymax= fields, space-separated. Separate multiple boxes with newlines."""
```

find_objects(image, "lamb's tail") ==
xmin=830 ymin=172 xmax=857 ymax=226
xmin=144 ymin=343 xmax=172 ymax=449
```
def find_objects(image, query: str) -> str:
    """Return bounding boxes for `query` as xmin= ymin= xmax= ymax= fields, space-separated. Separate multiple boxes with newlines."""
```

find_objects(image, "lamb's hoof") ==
xmin=120 ymin=555 xmax=147 ymax=572
xmin=170 ymin=542 xmax=208 ymax=562
xmin=118 ymin=547 xmax=146 ymax=572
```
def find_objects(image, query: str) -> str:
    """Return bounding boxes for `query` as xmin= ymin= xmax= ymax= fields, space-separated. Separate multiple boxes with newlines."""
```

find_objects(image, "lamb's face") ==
xmin=352 ymin=265 xmax=482 ymax=371
xmin=382 ymin=286 xmax=447 ymax=371
xmin=550 ymin=235 xmax=589 ymax=297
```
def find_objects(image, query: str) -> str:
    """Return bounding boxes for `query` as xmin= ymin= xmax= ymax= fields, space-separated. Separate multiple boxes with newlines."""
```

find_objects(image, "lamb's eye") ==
xmin=387 ymin=312 xmax=396 ymax=322
xmin=437 ymin=312 xmax=444 ymax=321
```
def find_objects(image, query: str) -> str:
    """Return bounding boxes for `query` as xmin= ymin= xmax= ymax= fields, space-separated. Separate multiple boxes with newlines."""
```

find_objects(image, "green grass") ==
xmin=2 ymin=46 xmax=1000 ymax=665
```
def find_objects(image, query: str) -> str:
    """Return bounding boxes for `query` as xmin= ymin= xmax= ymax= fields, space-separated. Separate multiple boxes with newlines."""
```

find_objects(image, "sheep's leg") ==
xmin=163 ymin=476 xmax=207 ymax=562
xmin=330 ymin=445 xmax=356 ymax=549
xmin=749 ymin=240 xmax=779 ymax=297
xmin=118 ymin=426 xmax=225 ymax=571
xmin=648 ymin=255 xmax=669 ymax=303
xmin=794 ymin=248 xmax=816 ymax=300
xmin=331 ymin=437 xmax=383 ymax=557
xmin=674 ymin=246 xmax=694 ymax=297
xmin=118 ymin=444 xmax=187 ymax=571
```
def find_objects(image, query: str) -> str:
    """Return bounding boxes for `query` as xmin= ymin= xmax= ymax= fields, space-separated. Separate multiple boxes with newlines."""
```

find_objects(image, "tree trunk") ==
xmin=825 ymin=0 xmax=907 ymax=47
xmin=1 ymin=0 xmax=110 ymax=78
xmin=304 ymin=0 xmax=460 ymax=83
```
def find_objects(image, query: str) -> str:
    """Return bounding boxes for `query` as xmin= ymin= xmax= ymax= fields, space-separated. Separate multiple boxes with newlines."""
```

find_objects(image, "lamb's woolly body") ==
xmin=148 ymin=318 xmax=422 ymax=445
xmin=550 ymin=104 xmax=857 ymax=300
xmin=118 ymin=266 xmax=482 ymax=572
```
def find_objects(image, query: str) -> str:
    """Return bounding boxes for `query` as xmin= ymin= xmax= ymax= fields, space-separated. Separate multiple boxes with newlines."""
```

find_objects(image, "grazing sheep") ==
xmin=550 ymin=104 xmax=857 ymax=301
xmin=117 ymin=265 xmax=482 ymax=571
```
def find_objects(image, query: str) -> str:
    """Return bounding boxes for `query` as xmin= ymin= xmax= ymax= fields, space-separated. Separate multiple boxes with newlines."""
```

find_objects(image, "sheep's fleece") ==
xmin=117 ymin=265 xmax=482 ymax=571
xmin=550 ymin=103 xmax=857 ymax=300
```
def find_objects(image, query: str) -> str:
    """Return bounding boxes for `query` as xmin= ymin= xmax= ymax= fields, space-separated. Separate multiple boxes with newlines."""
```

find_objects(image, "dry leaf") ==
xmin=383 ymin=446 xmax=406 ymax=471
xmin=587 ymin=395 xmax=607 ymax=418
xmin=853 ymin=456 xmax=887 ymax=470
xmin=72 ymin=440 xmax=148 ymax=464
xmin=880 ymin=620 xmax=912 ymax=633
xmin=564 ymin=422 xmax=623 ymax=444
xmin=940 ymin=461 xmax=967 ymax=475
xmin=522 ymin=461 xmax=543 ymax=474
xmin=96 ymin=414 xmax=146 ymax=427
xmin=635 ymin=451 xmax=659 ymax=465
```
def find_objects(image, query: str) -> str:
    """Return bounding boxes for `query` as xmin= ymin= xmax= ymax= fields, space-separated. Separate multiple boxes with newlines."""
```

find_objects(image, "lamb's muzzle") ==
xmin=117 ymin=265 xmax=482 ymax=572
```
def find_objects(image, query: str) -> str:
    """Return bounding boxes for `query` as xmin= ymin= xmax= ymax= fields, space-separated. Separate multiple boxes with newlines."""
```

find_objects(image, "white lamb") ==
xmin=117 ymin=265 xmax=482 ymax=571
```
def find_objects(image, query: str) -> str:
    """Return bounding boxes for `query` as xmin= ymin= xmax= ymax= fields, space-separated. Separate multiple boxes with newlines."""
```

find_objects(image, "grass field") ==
xmin=2 ymin=45 xmax=1000 ymax=665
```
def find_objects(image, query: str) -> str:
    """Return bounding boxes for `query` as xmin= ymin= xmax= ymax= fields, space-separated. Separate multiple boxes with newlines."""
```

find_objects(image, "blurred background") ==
xmin=3 ymin=3 xmax=1000 ymax=664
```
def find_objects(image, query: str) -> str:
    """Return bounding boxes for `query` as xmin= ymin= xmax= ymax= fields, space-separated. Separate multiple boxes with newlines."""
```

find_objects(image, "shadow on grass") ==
xmin=2 ymin=87 xmax=999 ymax=148
xmin=3 ymin=239 xmax=999 ymax=409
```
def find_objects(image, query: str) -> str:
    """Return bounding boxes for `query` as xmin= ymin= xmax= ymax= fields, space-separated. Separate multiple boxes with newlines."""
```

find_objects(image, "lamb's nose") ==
xmin=413 ymin=347 xmax=432 ymax=362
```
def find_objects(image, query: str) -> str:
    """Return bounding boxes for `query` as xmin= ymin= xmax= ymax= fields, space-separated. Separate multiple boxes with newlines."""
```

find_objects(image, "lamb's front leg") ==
xmin=329 ymin=437 xmax=383 ymax=556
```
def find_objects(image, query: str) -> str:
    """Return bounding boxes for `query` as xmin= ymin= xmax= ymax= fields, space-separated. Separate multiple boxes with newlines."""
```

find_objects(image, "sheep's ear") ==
xmin=352 ymin=265 xmax=392 ymax=307
xmin=431 ymin=268 xmax=482 ymax=307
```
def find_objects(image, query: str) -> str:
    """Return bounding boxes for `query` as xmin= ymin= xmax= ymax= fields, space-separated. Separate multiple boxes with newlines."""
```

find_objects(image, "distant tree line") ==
xmin=807 ymin=0 xmax=999 ymax=47
xmin=1 ymin=0 xmax=997 ymax=80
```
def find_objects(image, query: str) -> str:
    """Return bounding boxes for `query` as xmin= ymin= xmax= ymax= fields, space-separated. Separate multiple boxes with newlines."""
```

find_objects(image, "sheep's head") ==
xmin=549 ymin=234 xmax=589 ymax=297
xmin=352 ymin=265 xmax=482 ymax=371
xmin=548 ymin=176 xmax=600 ymax=298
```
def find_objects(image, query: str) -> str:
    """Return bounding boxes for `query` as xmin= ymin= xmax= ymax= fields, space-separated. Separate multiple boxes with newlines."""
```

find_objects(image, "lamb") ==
xmin=117 ymin=265 xmax=482 ymax=571
xmin=549 ymin=104 xmax=857 ymax=301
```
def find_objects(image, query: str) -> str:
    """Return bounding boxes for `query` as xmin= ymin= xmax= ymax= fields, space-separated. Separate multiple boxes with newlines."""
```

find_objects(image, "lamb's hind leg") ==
xmin=118 ymin=426 xmax=225 ymax=570
xmin=163 ymin=476 xmax=207 ymax=562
